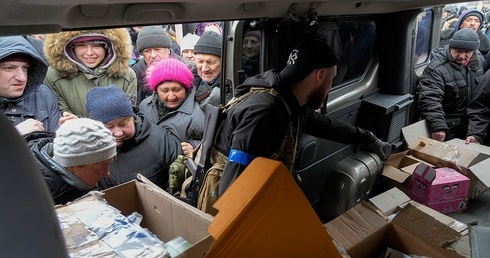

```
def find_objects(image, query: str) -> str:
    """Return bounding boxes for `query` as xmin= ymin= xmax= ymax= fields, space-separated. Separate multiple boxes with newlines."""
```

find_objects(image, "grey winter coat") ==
xmin=139 ymin=88 xmax=204 ymax=148
xmin=0 ymin=36 xmax=61 ymax=133
xmin=417 ymin=45 xmax=484 ymax=140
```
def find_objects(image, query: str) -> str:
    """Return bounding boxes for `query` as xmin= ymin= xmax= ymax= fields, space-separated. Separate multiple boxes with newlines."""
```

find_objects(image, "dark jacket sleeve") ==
xmin=467 ymin=72 xmax=490 ymax=142
xmin=417 ymin=67 xmax=448 ymax=133
xmin=302 ymin=109 xmax=375 ymax=144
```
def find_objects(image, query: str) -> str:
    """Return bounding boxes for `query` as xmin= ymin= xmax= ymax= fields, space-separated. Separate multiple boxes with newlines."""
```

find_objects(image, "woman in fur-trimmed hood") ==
xmin=43 ymin=28 xmax=137 ymax=117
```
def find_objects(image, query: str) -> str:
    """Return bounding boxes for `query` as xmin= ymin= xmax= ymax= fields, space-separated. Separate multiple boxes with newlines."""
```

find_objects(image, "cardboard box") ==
xmin=381 ymin=151 xmax=429 ymax=195
xmin=324 ymin=187 xmax=470 ymax=258
xmin=101 ymin=174 xmax=214 ymax=258
xmin=56 ymin=174 xmax=214 ymax=258
xmin=56 ymin=194 xmax=169 ymax=257
xmin=408 ymin=136 xmax=489 ymax=198
xmin=206 ymin=157 xmax=342 ymax=257
xmin=381 ymin=120 xmax=490 ymax=199
xmin=410 ymin=164 xmax=469 ymax=214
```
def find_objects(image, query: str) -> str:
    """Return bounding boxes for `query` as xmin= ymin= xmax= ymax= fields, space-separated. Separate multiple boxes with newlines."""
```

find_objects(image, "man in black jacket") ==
xmin=418 ymin=28 xmax=484 ymax=142
xmin=27 ymin=118 xmax=116 ymax=204
xmin=212 ymin=35 xmax=391 ymax=197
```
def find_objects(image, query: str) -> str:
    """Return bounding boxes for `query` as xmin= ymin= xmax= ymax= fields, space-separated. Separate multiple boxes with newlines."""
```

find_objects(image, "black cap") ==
xmin=279 ymin=37 xmax=337 ymax=84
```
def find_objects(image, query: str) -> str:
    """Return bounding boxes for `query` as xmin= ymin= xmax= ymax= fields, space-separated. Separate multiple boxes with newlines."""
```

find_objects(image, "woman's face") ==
xmin=195 ymin=53 xmax=221 ymax=83
xmin=243 ymin=36 xmax=260 ymax=59
xmin=157 ymin=81 xmax=187 ymax=109
xmin=103 ymin=116 xmax=135 ymax=148
xmin=74 ymin=42 xmax=106 ymax=68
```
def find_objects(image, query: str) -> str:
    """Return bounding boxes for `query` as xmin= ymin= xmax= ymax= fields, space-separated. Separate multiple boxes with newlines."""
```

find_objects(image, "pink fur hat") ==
xmin=147 ymin=58 xmax=194 ymax=91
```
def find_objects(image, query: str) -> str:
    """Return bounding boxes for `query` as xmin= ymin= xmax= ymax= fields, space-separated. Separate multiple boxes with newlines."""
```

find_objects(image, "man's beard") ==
xmin=306 ymin=87 xmax=327 ymax=110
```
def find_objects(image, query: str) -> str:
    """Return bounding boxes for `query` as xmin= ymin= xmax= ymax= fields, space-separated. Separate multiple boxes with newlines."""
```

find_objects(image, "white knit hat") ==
xmin=53 ymin=118 xmax=117 ymax=167
xmin=180 ymin=33 xmax=200 ymax=54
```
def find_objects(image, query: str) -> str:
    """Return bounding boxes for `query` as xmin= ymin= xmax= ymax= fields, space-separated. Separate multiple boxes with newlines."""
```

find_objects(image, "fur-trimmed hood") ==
xmin=43 ymin=28 xmax=133 ymax=78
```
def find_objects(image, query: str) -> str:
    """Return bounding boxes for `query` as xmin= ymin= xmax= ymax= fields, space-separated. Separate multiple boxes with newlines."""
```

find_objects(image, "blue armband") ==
xmin=228 ymin=149 xmax=256 ymax=166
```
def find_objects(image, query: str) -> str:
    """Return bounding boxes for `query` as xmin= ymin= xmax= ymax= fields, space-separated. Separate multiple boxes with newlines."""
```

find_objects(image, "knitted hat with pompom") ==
xmin=147 ymin=58 xmax=194 ymax=91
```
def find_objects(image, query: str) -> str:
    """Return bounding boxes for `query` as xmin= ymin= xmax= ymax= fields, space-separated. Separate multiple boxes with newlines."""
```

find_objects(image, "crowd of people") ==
xmin=0 ymin=20 xmax=408 ymax=213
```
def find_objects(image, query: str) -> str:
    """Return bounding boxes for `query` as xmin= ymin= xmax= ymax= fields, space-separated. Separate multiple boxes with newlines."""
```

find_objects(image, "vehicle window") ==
xmin=414 ymin=10 xmax=433 ymax=66
xmin=241 ymin=23 xmax=262 ymax=78
xmin=272 ymin=19 xmax=375 ymax=88
xmin=332 ymin=20 xmax=375 ymax=87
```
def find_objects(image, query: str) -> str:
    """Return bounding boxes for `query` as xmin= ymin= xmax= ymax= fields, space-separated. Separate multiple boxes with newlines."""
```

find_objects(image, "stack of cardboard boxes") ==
xmin=54 ymin=120 xmax=487 ymax=257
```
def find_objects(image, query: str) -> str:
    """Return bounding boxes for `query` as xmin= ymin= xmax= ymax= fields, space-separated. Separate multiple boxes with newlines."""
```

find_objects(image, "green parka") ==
xmin=43 ymin=28 xmax=137 ymax=117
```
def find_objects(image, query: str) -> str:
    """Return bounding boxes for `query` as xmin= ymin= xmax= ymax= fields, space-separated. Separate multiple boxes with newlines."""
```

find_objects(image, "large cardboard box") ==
xmin=101 ymin=174 xmax=214 ymax=258
xmin=206 ymin=157 xmax=342 ymax=257
xmin=324 ymin=187 xmax=470 ymax=258
xmin=56 ymin=174 xmax=214 ymax=258
xmin=381 ymin=120 xmax=490 ymax=199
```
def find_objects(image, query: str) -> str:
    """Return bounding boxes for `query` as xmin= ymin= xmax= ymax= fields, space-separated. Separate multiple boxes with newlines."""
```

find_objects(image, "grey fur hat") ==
xmin=193 ymin=31 xmax=222 ymax=57
xmin=449 ymin=28 xmax=480 ymax=51
xmin=136 ymin=26 xmax=172 ymax=53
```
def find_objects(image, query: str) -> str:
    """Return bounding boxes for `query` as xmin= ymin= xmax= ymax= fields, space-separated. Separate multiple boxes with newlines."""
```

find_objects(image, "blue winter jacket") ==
xmin=0 ymin=36 xmax=61 ymax=132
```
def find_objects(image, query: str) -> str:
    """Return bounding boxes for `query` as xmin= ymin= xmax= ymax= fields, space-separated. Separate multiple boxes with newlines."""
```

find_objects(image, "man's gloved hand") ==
xmin=363 ymin=131 xmax=392 ymax=160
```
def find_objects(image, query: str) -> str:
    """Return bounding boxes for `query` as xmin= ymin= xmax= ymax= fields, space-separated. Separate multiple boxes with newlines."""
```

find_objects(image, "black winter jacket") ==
xmin=215 ymin=70 xmax=378 ymax=196
xmin=97 ymin=113 xmax=182 ymax=190
xmin=417 ymin=46 xmax=484 ymax=140
xmin=467 ymin=70 xmax=490 ymax=143
xmin=26 ymin=131 xmax=94 ymax=205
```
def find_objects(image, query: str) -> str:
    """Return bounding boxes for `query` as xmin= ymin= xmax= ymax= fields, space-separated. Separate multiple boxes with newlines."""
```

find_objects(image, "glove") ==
xmin=363 ymin=131 xmax=392 ymax=160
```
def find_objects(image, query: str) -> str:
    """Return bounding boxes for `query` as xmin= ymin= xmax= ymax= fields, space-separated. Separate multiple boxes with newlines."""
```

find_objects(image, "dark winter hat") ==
xmin=443 ymin=4 xmax=457 ymax=14
xmin=136 ymin=26 xmax=172 ymax=53
xmin=0 ymin=53 xmax=31 ymax=65
xmin=455 ymin=9 xmax=484 ymax=31
xmin=193 ymin=31 xmax=222 ymax=57
xmin=244 ymin=30 xmax=261 ymax=42
xmin=279 ymin=37 xmax=338 ymax=84
xmin=53 ymin=118 xmax=116 ymax=167
xmin=449 ymin=28 xmax=480 ymax=51
xmin=86 ymin=85 xmax=134 ymax=123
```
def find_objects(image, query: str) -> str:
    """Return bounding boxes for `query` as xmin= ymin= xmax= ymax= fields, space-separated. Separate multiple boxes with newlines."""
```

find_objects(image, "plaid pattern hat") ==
xmin=279 ymin=37 xmax=338 ymax=84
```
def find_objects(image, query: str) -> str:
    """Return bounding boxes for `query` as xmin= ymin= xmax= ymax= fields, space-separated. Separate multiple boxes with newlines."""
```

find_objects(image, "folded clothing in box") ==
xmin=410 ymin=164 xmax=469 ymax=213
xmin=56 ymin=192 xmax=169 ymax=257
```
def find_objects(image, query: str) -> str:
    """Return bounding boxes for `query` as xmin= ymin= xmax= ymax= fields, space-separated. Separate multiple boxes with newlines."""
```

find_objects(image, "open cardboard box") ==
xmin=324 ymin=187 xmax=470 ymax=258
xmin=380 ymin=120 xmax=490 ymax=199
xmin=56 ymin=174 xmax=214 ymax=258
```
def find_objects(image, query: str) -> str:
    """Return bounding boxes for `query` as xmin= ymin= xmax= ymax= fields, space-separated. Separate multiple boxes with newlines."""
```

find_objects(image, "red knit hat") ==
xmin=147 ymin=59 xmax=194 ymax=91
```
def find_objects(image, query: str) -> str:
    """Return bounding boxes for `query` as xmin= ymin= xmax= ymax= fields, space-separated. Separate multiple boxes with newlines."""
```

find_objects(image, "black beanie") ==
xmin=193 ymin=31 xmax=222 ymax=57
xmin=449 ymin=28 xmax=480 ymax=51
xmin=136 ymin=26 xmax=172 ymax=53
xmin=279 ymin=37 xmax=338 ymax=84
